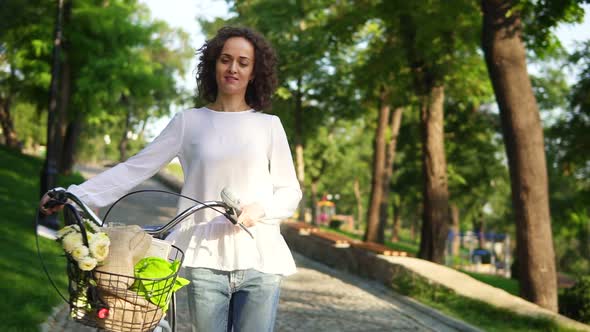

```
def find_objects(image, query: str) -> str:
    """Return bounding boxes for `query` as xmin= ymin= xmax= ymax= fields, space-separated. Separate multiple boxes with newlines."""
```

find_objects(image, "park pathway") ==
xmin=40 ymin=165 xmax=478 ymax=332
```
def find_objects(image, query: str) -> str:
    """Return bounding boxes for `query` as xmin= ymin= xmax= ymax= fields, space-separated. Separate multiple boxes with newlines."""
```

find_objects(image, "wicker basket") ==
xmin=67 ymin=246 xmax=184 ymax=332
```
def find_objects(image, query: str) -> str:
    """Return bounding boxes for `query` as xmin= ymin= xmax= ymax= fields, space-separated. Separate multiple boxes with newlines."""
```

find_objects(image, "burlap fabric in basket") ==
xmin=95 ymin=225 xmax=152 ymax=289
xmin=93 ymin=225 xmax=161 ymax=332
xmin=97 ymin=289 xmax=163 ymax=332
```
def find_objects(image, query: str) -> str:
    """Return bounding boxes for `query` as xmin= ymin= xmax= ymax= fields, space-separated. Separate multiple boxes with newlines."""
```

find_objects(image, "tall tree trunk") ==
xmin=353 ymin=177 xmax=363 ymax=231
xmin=476 ymin=214 xmax=487 ymax=249
xmin=294 ymin=76 xmax=306 ymax=222
xmin=391 ymin=204 xmax=401 ymax=242
xmin=40 ymin=0 xmax=65 ymax=196
xmin=309 ymin=157 xmax=326 ymax=226
xmin=57 ymin=55 xmax=72 ymax=173
xmin=364 ymin=88 xmax=391 ymax=243
xmin=450 ymin=204 xmax=460 ymax=256
xmin=418 ymin=85 xmax=451 ymax=264
xmin=310 ymin=180 xmax=319 ymax=225
xmin=481 ymin=0 xmax=557 ymax=311
xmin=60 ymin=115 xmax=82 ymax=175
xmin=379 ymin=107 xmax=404 ymax=241
xmin=0 ymin=96 xmax=20 ymax=149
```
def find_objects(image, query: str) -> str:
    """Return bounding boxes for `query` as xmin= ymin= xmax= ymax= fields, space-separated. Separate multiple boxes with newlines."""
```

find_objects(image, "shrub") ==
xmin=559 ymin=276 xmax=590 ymax=323
xmin=329 ymin=219 xmax=342 ymax=229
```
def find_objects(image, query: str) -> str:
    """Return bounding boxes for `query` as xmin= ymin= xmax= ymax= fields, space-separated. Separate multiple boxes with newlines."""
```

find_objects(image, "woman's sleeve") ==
xmin=262 ymin=116 xmax=302 ymax=222
xmin=67 ymin=112 xmax=185 ymax=209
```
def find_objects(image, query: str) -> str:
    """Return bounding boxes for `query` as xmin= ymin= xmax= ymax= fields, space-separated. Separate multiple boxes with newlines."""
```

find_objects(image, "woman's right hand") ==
xmin=39 ymin=192 xmax=65 ymax=215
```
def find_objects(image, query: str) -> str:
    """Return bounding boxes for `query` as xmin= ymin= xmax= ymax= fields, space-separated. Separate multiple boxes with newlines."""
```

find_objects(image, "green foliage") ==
xmin=531 ymin=67 xmax=570 ymax=114
xmin=553 ymin=40 xmax=590 ymax=177
xmin=520 ymin=0 xmax=588 ymax=58
xmin=12 ymin=102 xmax=47 ymax=150
xmin=304 ymin=117 xmax=373 ymax=217
xmin=1 ymin=0 xmax=192 ymax=163
xmin=560 ymin=276 xmax=590 ymax=323
xmin=0 ymin=146 xmax=84 ymax=330
xmin=445 ymin=103 xmax=512 ymax=231
xmin=0 ymin=0 xmax=53 ymax=121
xmin=541 ymin=40 xmax=590 ymax=276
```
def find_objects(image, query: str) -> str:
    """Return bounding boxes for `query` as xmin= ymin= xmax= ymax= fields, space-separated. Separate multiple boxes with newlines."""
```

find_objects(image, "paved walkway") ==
xmin=40 ymin=165 xmax=476 ymax=331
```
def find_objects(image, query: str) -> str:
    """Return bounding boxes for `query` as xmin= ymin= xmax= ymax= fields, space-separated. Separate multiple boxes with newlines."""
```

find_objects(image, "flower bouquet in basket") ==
xmin=56 ymin=219 xmax=110 ymax=316
xmin=57 ymin=220 xmax=110 ymax=270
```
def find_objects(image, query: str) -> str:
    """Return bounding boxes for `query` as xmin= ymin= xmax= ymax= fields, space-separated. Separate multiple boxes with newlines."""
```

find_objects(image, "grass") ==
xmin=0 ymin=146 xmax=85 ymax=331
xmin=319 ymin=225 xmax=421 ymax=256
xmin=462 ymin=270 xmax=520 ymax=296
xmin=394 ymin=270 xmax=578 ymax=332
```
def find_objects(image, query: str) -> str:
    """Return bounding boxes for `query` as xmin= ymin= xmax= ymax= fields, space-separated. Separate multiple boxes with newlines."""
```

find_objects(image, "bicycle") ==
xmin=35 ymin=187 xmax=251 ymax=332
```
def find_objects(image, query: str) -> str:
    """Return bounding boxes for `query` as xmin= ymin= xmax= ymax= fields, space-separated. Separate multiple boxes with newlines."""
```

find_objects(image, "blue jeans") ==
xmin=185 ymin=267 xmax=282 ymax=332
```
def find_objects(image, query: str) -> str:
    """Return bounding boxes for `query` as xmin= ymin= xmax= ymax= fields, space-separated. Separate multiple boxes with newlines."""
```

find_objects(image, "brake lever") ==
xmin=221 ymin=187 xmax=254 ymax=239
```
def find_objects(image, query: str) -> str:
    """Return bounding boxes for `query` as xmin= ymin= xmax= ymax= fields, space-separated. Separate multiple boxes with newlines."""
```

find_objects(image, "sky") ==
xmin=141 ymin=0 xmax=232 ymax=137
xmin=142 ymin=0 xmax=231 ymax=94
xmin=140 ymin=1 xmax=590 ymax=137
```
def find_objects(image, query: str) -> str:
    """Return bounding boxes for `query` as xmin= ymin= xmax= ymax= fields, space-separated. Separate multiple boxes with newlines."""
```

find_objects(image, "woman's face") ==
xmin=215 ymin=37 xmax=255 ymax=98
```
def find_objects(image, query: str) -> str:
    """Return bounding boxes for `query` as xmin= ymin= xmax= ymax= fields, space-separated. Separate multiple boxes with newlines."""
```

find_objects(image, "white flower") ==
xmin=58 ymin=222 xmax=109 ymax=270
xmin=92 ymin=232 xmax=110 ymax=245
xmin=78 ymin=256 xmax=97 ymax=271
xmin=71 ymin=245 xmax=90 ymax=262
xmin=89 ymin=235 xmax=110 ymax=262
xmin=83 ymin=218 xmax=101 ymax=233
xmin=57 ymin=225 xmax=80 ymax=239
xmin=62 ymin=232 xmax=83 ymax=253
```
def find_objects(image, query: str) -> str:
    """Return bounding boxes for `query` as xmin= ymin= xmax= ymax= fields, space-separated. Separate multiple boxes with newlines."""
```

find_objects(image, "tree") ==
xmin=55 ymin=0 xmax=191 ymax=172
xmin=364 ymin=87 xmax=391 ymax=242
xmin=480 ymin=0 xmax=581 ymax=312
xmin=393 ymin=0 xmax=483 ymax=263
xmin=0 ymin=0 xmax=53 ymax=150
xmin=42 ymin=0 xmax=66 ymax=194
xmin=380 ymin=106 xmax=403 ymax=240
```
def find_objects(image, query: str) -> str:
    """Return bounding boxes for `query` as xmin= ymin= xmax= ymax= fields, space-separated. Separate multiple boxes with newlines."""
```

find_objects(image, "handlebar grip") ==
xmin=220 ymin=187 xmax=241 ymax=215
xmin=43 ymin=188 xmax=68 ymax=209
xmin=43 ymin=200 xmax=64 ymax=209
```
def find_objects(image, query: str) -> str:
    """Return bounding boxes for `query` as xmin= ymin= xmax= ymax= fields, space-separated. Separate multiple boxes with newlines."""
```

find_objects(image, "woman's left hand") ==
xmin=238 ymin=203 xmax=265 ymax=227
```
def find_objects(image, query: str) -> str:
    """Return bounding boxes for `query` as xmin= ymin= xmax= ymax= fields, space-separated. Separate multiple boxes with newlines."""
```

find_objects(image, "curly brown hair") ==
xmin=196 ymin=26 xmax=278 ymax=111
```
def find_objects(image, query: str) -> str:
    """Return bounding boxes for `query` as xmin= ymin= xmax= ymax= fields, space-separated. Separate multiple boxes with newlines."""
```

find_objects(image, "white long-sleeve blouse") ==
xmin=67 ymin=107 xmax=302 ymax=276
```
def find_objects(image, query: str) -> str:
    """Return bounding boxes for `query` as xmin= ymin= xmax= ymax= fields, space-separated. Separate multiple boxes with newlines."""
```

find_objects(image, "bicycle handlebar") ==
xmin=43 ymin=188 xmax=254 ymax=239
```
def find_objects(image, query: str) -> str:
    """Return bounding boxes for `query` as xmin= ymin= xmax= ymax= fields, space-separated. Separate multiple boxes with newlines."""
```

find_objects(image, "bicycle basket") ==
xmin=67 ymin=245 xmax=184 ymax=332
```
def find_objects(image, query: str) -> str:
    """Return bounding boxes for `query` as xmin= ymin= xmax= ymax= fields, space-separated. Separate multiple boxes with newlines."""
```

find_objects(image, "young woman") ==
xmin=40 ymin=26 xmax=301 ymax=331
